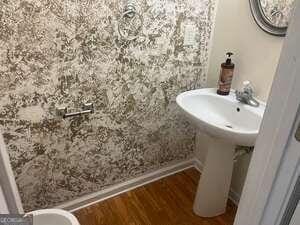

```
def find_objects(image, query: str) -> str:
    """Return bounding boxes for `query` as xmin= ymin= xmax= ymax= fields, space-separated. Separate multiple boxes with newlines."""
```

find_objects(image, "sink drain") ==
xmin=225 ymin=125 xmax=233 ymax=129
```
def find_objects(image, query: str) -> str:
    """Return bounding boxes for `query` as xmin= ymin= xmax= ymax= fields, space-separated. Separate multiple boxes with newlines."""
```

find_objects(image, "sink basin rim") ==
xmin=176 ymin=88 xmax=266 ymax=146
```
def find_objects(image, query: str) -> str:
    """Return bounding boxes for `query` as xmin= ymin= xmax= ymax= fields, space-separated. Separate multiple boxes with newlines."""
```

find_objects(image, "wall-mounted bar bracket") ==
xmin=56 ymin=103 xmax=94 ymax=119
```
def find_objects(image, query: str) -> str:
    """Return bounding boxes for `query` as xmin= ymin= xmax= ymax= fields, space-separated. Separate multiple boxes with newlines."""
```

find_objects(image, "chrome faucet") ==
xmin=235 ymin=81 xmax=260 ymax=107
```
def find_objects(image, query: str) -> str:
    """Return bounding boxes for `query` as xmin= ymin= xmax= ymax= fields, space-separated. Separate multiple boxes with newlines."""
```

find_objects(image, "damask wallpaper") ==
xmin=0 ymin=0 xmax=216 ymax=211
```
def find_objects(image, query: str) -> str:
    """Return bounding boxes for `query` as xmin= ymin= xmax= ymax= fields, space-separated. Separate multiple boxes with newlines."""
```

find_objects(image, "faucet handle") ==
xmin=242 ymin=80 xmax=254 ymax=95
xmin=235 ymin=81 xmax=260 ymax=107
xmin=243 ymin=80 xmax=251 ymax=87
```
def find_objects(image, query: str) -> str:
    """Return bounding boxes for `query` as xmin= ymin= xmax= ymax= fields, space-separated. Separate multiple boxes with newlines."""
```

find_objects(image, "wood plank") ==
xmin=74 ymin=168 xmax=237 ymax=225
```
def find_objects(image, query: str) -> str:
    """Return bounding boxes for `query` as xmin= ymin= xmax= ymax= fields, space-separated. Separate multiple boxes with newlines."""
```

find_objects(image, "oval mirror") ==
xmin=249 ymin=0 xmax=295 ymax=36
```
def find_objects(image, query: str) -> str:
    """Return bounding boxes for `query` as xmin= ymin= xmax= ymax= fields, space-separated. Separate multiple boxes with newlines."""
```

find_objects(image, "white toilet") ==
xmin=26 ymin=209 xmax=80 ymax=225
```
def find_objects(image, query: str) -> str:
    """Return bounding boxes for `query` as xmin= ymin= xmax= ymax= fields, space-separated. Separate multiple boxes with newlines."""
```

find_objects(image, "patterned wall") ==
xmin=0 ymin=0 xmax=216 ymax=211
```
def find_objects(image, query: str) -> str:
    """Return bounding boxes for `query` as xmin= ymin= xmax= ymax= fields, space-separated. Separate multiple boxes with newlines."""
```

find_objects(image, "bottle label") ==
xmin=218 ymin=68 xmax=233 ymax=92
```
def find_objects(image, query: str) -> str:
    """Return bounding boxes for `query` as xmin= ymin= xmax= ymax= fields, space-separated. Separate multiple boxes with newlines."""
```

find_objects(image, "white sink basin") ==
xmin=176 ymin=88 xmax=265 ymax=146
xmin=176 ymin=88 xmax=265 ymax=217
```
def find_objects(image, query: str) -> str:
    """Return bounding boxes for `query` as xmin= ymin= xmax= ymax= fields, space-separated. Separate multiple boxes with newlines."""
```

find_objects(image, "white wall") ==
xmin=207 ymin=0 xmax=284 ymax=101
xmin=0 ymin=186 xmax=9 ymax=213
xmin=197 ymin=0 xmax=285 ymax=201
xmin=0 ymin=133 xmax=23 ymax=213
xmin=290 ymin=203 xmax=300 ymax=225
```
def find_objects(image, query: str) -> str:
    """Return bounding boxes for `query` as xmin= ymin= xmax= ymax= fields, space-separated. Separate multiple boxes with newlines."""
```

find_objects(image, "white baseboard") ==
xmin=193 ymin=158 xmax=204 ymax=171
xmin=57 ymin=158 xmax=196 ymax=212
xmin=56 ymin=158 xmax=240 ymax=212
xmin=229 ymin=188 xmax=241 ymax=205
xmin=193 ymin=158 xmax=240 ymax=205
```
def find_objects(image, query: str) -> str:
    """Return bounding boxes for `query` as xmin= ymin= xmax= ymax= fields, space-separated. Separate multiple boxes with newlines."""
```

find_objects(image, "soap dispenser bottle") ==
xmin=217 ymin=52 xmax=235 ymax=95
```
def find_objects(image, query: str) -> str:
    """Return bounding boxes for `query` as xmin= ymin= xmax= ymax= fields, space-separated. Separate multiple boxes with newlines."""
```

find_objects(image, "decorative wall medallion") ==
xmin=249 ymin=0 xmax=295 ymax=36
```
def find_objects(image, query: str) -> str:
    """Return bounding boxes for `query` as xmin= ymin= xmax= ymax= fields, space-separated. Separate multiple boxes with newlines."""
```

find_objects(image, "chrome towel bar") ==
xmin=57 ymin=103 xmax=94 ymax=119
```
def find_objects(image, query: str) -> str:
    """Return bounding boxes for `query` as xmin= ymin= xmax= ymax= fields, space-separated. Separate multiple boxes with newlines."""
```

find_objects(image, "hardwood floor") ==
xmin=74 ymin=168 xmax=237 ymax=225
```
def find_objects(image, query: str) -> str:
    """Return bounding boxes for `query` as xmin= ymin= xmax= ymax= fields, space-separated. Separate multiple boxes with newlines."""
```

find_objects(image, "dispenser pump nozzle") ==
xmin=226 ymin=52 xmax=233 ymax=65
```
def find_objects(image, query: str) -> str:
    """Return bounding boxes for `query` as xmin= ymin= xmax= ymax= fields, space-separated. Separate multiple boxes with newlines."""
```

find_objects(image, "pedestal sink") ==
xmin=176 ymin=88 xmax=265 ymax=217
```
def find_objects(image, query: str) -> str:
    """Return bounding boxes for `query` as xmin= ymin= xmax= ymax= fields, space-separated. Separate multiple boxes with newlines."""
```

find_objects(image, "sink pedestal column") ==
xmin=193 ymin=136 xmax=235 ymax=217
